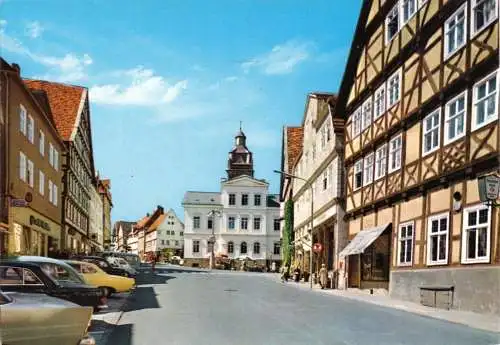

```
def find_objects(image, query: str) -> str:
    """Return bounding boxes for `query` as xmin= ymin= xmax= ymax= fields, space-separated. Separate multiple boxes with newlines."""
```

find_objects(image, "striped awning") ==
xmin=339 ymin=223 xmax=391 ymax=258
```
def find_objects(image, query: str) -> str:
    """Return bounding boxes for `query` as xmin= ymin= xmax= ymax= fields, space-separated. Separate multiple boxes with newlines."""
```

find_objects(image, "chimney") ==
xmin=11 ymin=63 xmax=21 ymax=75
xmin=146 ymin=213 xmax=150 ymax=217
xmin=158 ymin=205 xmax=164 ymax=214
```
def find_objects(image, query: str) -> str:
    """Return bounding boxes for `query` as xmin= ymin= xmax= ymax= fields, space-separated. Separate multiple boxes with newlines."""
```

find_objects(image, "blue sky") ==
xmin=0 ymin=0 xmax=361 ymax=223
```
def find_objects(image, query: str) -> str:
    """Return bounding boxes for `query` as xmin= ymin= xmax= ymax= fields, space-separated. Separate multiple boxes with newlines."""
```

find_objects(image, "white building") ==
xmin=183 ymin=129 xmax=281 ymax=268
xmin=89 ymin=183 xmax=104 ymax=251
xmin=127 ymin=232 xmax=138 ymax=255
xmin=156 ymin=209 xmax=184 ymax=255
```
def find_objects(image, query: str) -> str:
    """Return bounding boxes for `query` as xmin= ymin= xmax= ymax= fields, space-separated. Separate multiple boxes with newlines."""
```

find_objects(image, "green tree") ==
xmin=282 ymin=199 xmax=294 ymax=270
xmin=162 ymin=248 xmax=175 ymax=261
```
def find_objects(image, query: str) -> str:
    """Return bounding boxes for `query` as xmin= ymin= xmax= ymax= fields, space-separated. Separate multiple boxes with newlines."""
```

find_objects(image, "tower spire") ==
xmin=239 ymin=120 xmax=242 ymax=132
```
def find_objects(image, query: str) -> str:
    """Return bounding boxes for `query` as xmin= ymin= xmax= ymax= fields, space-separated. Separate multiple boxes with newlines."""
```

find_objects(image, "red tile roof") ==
xmin=148 ymin=214 xmax=166 ymax=232
xmin=286 ymin=127 xmax=303 ymax=172
xmin=23 ymin=79 xmax=85 ymax=141
xmin=135 ymin=216 xmax=150 ymax=230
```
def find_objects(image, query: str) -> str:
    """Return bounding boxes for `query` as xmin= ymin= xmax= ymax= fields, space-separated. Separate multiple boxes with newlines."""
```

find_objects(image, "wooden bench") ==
xmin=420 ymin=285 xmax=454 ymax=310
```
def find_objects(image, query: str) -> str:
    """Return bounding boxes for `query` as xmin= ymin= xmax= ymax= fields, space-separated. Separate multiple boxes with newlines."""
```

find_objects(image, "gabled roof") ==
xmin=286 ymin=127 xmax=304 ymax=172
xmin=267 ymin=195 xmax=280 ymax=208
xmin=182 ymin=192 xmax=221 ymax=206
xmin=134 ymin=216 xmax=150 ymax=230
xmin=149 ymin=214 xmax=167 ymax=232
xmin=113 ymin=221 xmax=135 ymax=238
xmin=23 ymin=79 xmax=86 ymax=141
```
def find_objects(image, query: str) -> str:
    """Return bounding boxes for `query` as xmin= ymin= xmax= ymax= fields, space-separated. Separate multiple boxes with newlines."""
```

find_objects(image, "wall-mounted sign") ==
xmin=29 ymin=215 xmax=50 ymax=232
xmin=10 ymin=199 xmax=28 ymax=207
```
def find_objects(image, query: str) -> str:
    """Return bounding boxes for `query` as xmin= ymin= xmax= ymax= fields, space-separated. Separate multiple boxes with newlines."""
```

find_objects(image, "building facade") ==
xmin=155 ymin=209 xmax=184 ymax=255
xmin=24 ymin=79 xmax=97 ymax=254
xmin=89 ymin=182 xmax=103 ymax=251
xmin=1 ymin=60 xmax=65 ymax=257
xmin=98 ymin=178 xmax=113 ymax=250
xmin=113 ymin=220 xmax=135 ymax=253
xmin=183 ymin=129 xmax=281 ymax=268
xmin=335 ymin=0 xmax=499 ymax=314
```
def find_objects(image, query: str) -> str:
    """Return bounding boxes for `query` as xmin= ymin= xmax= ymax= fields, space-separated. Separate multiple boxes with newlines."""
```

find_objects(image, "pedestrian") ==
xmin=319 ymin=264 xmax=328 ymax=289
xmin=281 ymin=265 xmax=289 ymax=283
xmin=151 ymin=254 xmax=157 ymax=274
xmin=271 ymin=261 xmax=276 ymax=272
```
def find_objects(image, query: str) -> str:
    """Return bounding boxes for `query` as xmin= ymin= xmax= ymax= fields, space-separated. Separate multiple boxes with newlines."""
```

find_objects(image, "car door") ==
xmin=0 ymin=266 xmax=47 ymax=295
xmin=80 ymin=262 xmax=103 ymax=288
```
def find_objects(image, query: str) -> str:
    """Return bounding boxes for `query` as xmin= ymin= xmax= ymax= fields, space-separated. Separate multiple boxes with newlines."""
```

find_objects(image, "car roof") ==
xmin=11 ymin=256 xmax=66 ymax=264
xmin=74 ymin=255 xmax=105 ymax=260
xmin=65 ymin=260 xmax=101 ymax=269
xmin=0 ymin=261 xmax=40 ymax=269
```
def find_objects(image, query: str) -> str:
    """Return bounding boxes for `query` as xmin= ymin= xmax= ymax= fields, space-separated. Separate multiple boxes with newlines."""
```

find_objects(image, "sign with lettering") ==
xmin=29 ymin=215 xmax=51 ymax=232
xmin=10 ymin=199 xmax=28 ymax=207
xmin=478 ymin=174 xmax=500 ymax=202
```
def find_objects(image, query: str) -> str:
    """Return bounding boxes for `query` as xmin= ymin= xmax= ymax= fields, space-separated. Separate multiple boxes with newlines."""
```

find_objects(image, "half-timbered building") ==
xmin=334 ymin=0 xmax=499 ymax=314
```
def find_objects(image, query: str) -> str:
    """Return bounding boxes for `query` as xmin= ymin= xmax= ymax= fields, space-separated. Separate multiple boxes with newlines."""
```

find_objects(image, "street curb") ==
xmin=97 ymin=290 xmax=136 ymax=345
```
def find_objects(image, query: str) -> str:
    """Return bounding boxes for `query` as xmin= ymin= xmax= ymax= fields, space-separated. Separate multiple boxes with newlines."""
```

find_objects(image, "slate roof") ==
xmin=23 ymin=79 xmax=85 ymax=141
xmin=286 ymin=127 xmax=304 ymax=172
xmin=267 ymin=194 xmax=280 ymax=208
xmin=182 ymin=192 xmax=221 ymax=205
xmin=113 ymin=221 xmax=135 ymax=238
xmin=149 ymin=214 xmax=167 ymax=232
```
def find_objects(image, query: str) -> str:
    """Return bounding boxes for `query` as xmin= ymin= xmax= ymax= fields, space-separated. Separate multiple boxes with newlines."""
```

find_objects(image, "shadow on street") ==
xmin=106 ymin=322 xmax=133 ymax=345
xmin=124 ymin=286 xmax=161 ymax=311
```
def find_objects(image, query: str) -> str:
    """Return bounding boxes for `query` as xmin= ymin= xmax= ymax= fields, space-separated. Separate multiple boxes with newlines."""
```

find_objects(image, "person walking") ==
xmin=319 ymin=263 xmax=328 ymax=289
xmin=281 ymin=265 xmax=289 ymax=283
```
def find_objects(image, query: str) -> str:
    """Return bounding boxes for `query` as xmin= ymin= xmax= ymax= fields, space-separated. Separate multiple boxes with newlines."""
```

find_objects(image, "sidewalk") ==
xmin=89 ymin=292 xmax=131 ymax=345
xmin=267 ymin=274 xmax=500 ymax=333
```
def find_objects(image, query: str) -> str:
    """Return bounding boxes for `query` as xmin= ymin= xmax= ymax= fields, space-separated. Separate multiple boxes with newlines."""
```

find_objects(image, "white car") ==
xmin=106 ymin=257 xmax=137 ymax=276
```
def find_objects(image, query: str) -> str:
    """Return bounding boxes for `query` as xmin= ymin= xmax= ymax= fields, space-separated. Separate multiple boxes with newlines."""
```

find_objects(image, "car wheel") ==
xmin=100 ymin=287 xmax=111 ymax=297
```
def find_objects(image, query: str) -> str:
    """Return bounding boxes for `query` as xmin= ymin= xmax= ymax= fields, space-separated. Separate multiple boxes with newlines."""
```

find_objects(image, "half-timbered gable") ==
xmin=334 ymin=0 xmax=499 ymax=314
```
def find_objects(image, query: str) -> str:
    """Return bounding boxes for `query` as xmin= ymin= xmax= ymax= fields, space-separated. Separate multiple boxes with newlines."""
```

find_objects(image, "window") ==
xmin=374 ymin=145 xmax=387 ymax=180
xmin=39 ymin=171 xmax=45 ymax=195
xmin=462 ymin=205 xmax=491 ymax=263
xmin=362 ymin=98 xmax=372 ymax=130
xmin=398 ymin=222 xmax=414 ymax=266
xmin=386 ymin=4 xmax=400 ymax=42
xmin=27 ymin=160 xmax=34 ymax=187
xmin=254 ymin=217 xmax=261 ymax=230
xmin=52 ymin=184 xmax=58 ymax=206
xmin=254 ymin=194 xmax=261 ymax=206
xmin=175 ymin=240 xmax=179 ymax=246
xmin=229 ymin=193 xmax=236 ymax=205
xmin=351 ymin=107 xmax=362 ymax=137
xmin=326 ymin=123 xmax=331 ymax=142
xmin=321 ymin=126 xmax=326 ymax=149
xmin=228 ymin=216 xmax=235 ymax=230
xmin=241 ymin=194 xmax=248 ymax=206
xmin=193 ymin=240 xmax=200 ymax=253
xmin=23 ymin=269 xmax=43 ymax=285
xmin=166 ymin=240 xmax=170 ymax=245
xmin=180 ymin=231 xmax=183 ymax=236
xmin=253 ymin=242 xmax=260 ymax=254
xmin=19 ymin=105 xmax=27 ymax=135
xmin=322 ymin=171 xmax=328 ymax=191
xmin=374 ymin=84 xmax=386 ymax=119
xmin=402 ymin=0 xmax=417 ymax=23
xmin=240 ymin=242 xmax=247 ymax=254
xmin=354 ymin=159 xmax=363 ymax=190
xmin=387 ymin=69 xmax=401 ymax=108
xmin=39 ymin=130 xmax=45 ymax=156
xmin=81 ymin=263 xmax=98 ymax=274
xmin=389 ymin=134 xmax=402 ymax=173
xmin=193 ymin=216 xmax=200 ymax=229
xmin=27 ymin=115 xmax=34 ymax=143
xmin=49 ymin=143 xmax=54 ymax=167
xmin=427 ymin=213 xmax=449 ymax=265
xmin=422 ymin=109 xmax=441 ymax=155
xmin=445 ymin=92 xmax=467 ymax=144
xmin=471 ymin=0 xmax=498 ymax=36
xmin=207 ymin=217 xmax=213 ymax=229
xmin=445 ymin=4 xmax=467 ymax=58
xmin=472 ymin=71 xmax=498 ymax=130
xmin=241 ymin=217 xmax=248 ymax=230
xmin=273 ymin=242 xmax=280 ymax=255
xmin=274 ymin=219 xmax=280 ymax=231
xmin=19 ymin=152 xmax=27 ymax=181
xmin=171 ymin=231 xmax=175 ymax=235
xmin=161 ymin=240 xmax=165 ymax=245
xmin=363 ymin=153 xmax=374 ymax=186
xmin=228 ymin=241 xmax=234 ymax=254
xmin=53 ymin=150 xmax=59 ymax=171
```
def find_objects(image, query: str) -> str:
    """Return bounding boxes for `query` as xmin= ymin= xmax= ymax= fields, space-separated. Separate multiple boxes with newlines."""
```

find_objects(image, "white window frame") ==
xmin=422 ymin=108 xmax=441 ymax=156
xmin=39 ymin=130 xmax=45 ymax=156
xmin=362 ymin=97 xmax=372 ymax=131
xmin=19 ymin=105 xmax=27 ymax=135
xmin=351 ymin=107 xmax=362 ymax=138
xmin=401 ymin=0 xmax=418 ymax=24
xmin=48 ymin=180 xmax=54 ymax=204
xmin=193 ymin=216 xmax=200 ymax=229
xmin=398 ymin=221 xmax=414 ymax=266
xmin=444 ymin=91 xmax=467 ymax=145
xmin=228 ymin=216 xmax=236 ymax=230
xmin=461 ymin=205 xmax=491 ymax=264
xmin=472 ymin=70 xmax=498 ymax=131
xmin=192 ymin=240 xmax=200 ymax=253
xmin=374 ymin=144 xmax=387 ymax=180
xmin=444 ymin=3 xmax=467 ymax=59
xmin=374 ymin=84 xmax=386 ymax=119
xmin=39 ymin=170 xmax=45 ymax=195
xmin=363 ymin=153 xmax=374 ymax=186
xmin=253 ymin=217 xmax=261 ymax=230
xmin=388 ymin=134 xmax=403 ymax=173
xmin=228 ymin=193 xmax=236 ymax=206
xmin=471 ymin=0 xmax=498 ymax=38
xmin=48 ymin=143 xmax=54 ymax=167
xmin=52 ymin=184 xmax=58 ymax=206
xmin=354 ymin=159 xmax=363 ymax=191
xmin=27 ymin=159 xmax=34 ymax=188
xmin=426 ymin=212 xmax=449 ymax=266
xmin=19 ymin=152 xmax=27 ymax=182
xmin=386 ymin=4 xmax=401 ymax=44
xmin=387 ymin=69 xmax=402 ymax=109
xmin=27 ymin=115 xmax=34 ymax=144
xmin=53 ymin=150 xmax=59 ymax=171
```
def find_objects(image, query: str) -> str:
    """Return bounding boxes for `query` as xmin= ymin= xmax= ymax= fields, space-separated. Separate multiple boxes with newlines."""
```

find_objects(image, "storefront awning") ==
xmin=339 ymin=223 xmax=391 ymax=258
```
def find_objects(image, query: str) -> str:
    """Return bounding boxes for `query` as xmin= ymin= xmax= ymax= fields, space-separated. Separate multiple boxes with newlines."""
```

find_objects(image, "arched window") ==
xmin=253 ymin=242 xmax=260 ymax=254
xmin=228 ymin=241 xmax=234 ymax=254
xmin=240 ymin=242 xmax=247 ymax=254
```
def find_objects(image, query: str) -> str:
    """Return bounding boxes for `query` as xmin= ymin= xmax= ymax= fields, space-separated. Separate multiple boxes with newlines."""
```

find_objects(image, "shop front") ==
xmin=8 ymin=207 xmax=61 ymax=257
xmin=0 ymin=223 xmax=9 ymax=257
xmin=339 ymin=223 xmax=391 ymax=290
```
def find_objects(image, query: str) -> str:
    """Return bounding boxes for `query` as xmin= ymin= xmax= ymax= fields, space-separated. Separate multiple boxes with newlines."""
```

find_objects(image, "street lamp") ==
xmin=274 ymin=169 xmax=314 ymax=289
xmin=207 ymin=210 xmax=222 ymax=270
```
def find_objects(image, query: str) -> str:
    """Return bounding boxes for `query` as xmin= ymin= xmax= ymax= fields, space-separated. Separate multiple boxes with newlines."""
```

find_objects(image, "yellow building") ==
xmin=335 ymin=0 xmax=499 ymax=314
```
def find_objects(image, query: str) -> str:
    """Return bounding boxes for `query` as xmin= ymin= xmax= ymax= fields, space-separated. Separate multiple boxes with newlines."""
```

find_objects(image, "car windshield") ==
xmin=40 ymin=263 xmax=85 ymax=285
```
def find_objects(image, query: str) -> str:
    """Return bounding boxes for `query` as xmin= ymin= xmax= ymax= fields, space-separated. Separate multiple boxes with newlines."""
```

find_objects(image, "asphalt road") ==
xmin=106 ymin=265 xmax=499 ymax=345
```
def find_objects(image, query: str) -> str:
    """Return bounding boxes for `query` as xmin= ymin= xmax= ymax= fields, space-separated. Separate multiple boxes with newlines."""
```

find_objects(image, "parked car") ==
xmin=102 ymin=252 xmax=141 ymax=270
xmin=66 ymin=260 xmax=135 ymax=297
xmin=0 ymin=289 xmax=96 ymax=345
xmin=106 ymin=256 xmax=137 ymax=276
xmin=0 ymin=257 xmax=106 ymax=311
xmin=71 ymin=255 xmax=134 ymax=278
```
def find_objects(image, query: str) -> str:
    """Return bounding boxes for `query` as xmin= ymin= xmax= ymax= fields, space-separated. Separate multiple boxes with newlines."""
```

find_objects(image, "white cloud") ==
xmin=242 ymin=40 xmax=313 ymax=75
xmin=0 ymin=19 xmax=7 ymax=27
xmin=25 ymin=21 xmax=44 ymax=38
xmin=89 ymin=66 xmax=188 ymax=106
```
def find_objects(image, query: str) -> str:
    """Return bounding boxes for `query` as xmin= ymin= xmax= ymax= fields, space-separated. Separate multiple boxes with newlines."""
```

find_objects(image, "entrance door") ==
xmin=348 ymin=255 xmax=360 ymax=288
